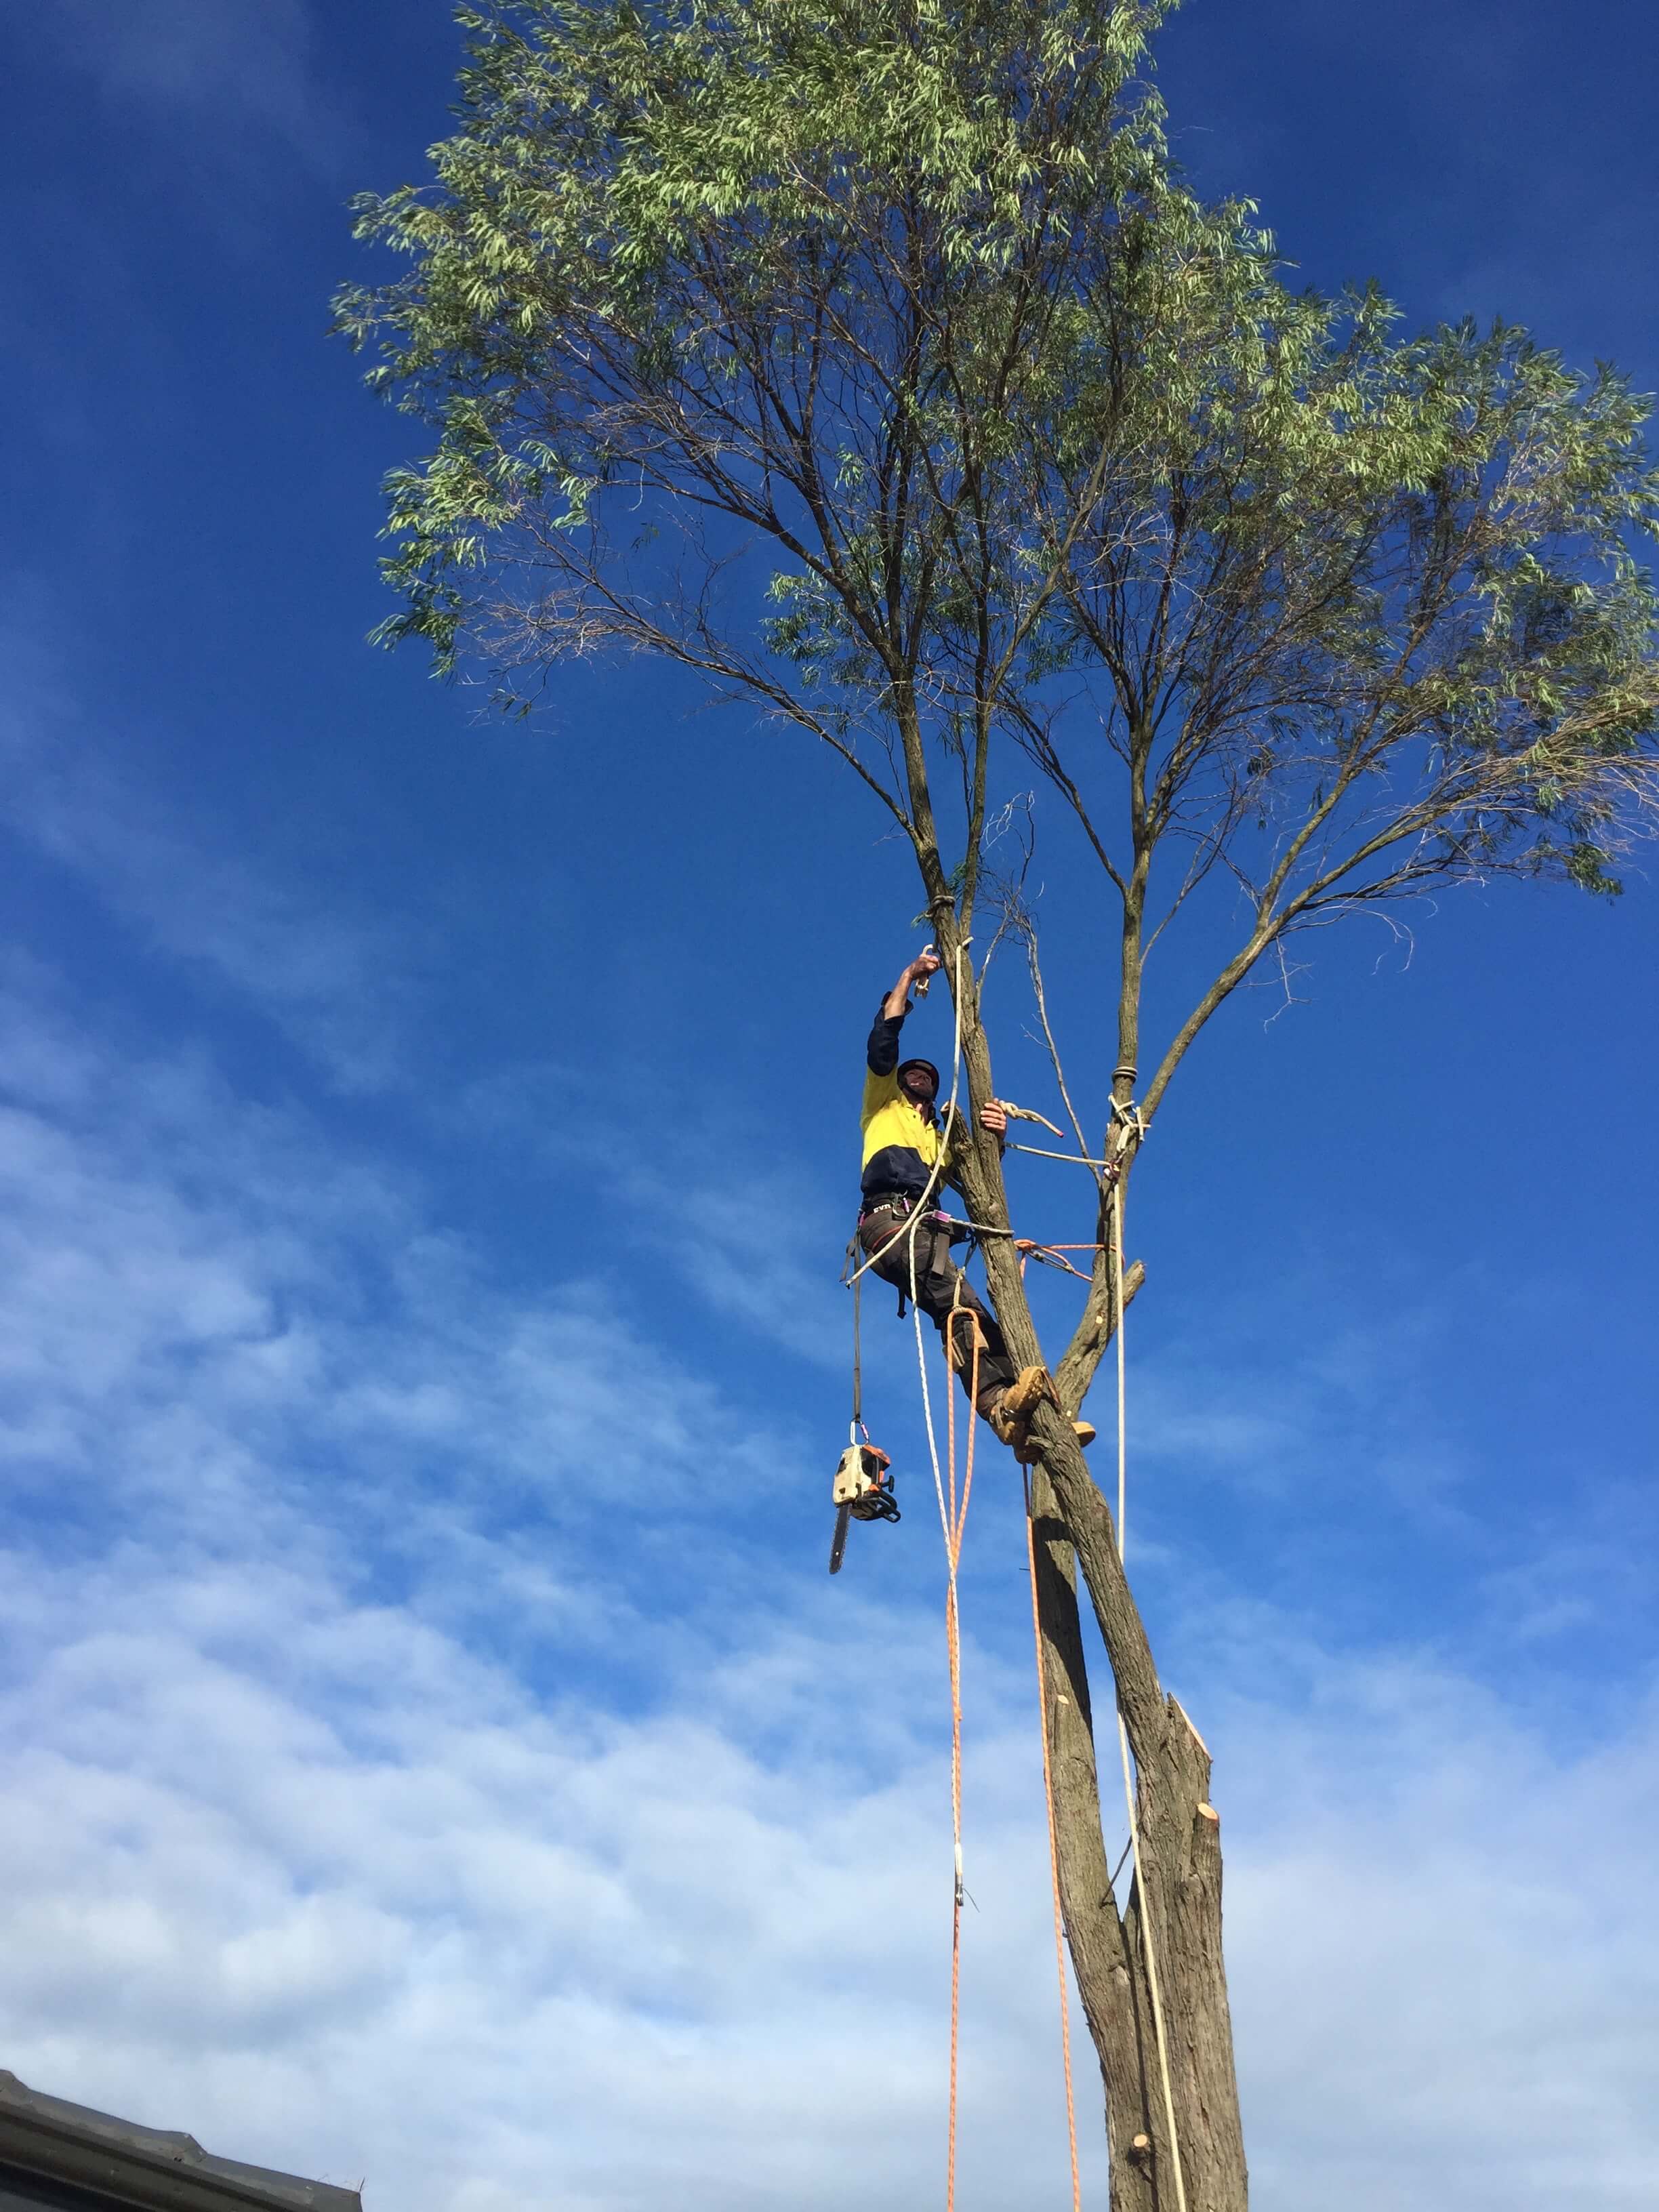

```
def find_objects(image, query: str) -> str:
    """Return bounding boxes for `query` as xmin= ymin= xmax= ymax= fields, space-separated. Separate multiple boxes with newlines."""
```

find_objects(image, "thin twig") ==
xmin=1023 ymin=924 xmax=1092 ymax=1164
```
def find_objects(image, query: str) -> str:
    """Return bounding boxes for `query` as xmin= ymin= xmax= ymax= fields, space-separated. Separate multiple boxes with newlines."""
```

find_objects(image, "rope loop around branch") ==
xmin=1107 ymin=1092 xmax=1148 ymax=1151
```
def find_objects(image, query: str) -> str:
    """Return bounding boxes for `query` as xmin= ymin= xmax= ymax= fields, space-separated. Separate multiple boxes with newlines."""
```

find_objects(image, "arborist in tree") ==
xmin=857 ymin=947 xmax=1094 ymax=1456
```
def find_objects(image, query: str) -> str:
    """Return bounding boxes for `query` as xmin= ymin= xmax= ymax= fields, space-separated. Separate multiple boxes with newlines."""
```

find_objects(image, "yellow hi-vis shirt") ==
xmin=860 ymin=1067 xmax=961 ymax=1198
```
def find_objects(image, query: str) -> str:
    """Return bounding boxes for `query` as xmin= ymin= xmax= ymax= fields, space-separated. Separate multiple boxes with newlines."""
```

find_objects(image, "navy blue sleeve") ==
xmin=867 ymin=999 xmax=905 ymax=1076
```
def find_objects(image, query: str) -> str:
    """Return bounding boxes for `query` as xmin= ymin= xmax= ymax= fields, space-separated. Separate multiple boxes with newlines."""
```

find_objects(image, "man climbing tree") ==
xmin=859 ymin=947 xmax=1010 ymax=1412
xmin=337 ymin=0 xmax=1658 ymax=2202
xmin=859 ymin=945 xmax=1098 ymax=1453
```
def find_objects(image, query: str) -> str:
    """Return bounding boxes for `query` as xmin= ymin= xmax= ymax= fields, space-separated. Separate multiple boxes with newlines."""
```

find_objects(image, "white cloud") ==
xmin=1223 ymin=1661 xmax=1659 ymax=2210
xmin=5 ymin=1525 xmax=1658 ymax=2210
xmin=0 ymin=1543 xmax=1101 ymax=2212
xmin=0 ymin=953 xmax=1655 ymax=2209
xmin=0 ymin=964 xmax=814 ymax=1625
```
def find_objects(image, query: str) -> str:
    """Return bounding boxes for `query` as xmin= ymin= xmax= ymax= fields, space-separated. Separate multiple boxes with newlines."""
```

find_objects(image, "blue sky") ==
xmin=1 ymin=1 xmax=1656 ymax=2206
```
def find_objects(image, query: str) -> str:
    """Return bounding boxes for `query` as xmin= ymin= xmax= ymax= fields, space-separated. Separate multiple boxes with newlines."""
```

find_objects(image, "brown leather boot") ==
xmin=985 ymin=1366 xmax=1093 ymax=1463
xmin=1001 ymin=1364 xmax=1058 ymax=1422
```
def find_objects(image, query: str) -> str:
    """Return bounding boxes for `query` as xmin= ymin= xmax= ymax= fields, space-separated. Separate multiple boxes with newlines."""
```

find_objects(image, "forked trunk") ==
xmin=1030 ymin=1479 xmax=1246 ymax=2212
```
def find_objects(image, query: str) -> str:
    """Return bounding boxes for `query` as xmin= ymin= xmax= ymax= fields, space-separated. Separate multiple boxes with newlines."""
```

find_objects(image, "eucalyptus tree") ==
xmin=337 ymin=1 xmax=1659 ymax=2203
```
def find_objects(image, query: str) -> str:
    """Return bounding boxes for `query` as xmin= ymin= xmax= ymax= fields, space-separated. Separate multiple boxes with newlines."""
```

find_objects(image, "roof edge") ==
xmin=0 ymin=2076 xmax=362 ymax=2212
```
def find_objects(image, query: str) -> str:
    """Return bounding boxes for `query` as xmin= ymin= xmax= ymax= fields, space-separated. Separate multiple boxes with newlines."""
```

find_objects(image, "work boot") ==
xmin=1001 ymin=1364 xmax=1057 ymax=1422
xmin=985 ymin=1368 xmax=1094 ymax=1462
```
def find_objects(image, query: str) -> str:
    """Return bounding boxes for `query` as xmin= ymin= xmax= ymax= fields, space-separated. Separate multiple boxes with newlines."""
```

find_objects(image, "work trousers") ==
xmin=857 ymin=1207 xmax=1016 ymax=1418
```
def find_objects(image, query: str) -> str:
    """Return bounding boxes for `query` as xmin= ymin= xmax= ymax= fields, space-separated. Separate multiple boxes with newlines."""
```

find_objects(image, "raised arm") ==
xmin=879 ymin=946 xmax=942 ymax=1026
xmin=867 ymin=947 xmax=943 ymax=1076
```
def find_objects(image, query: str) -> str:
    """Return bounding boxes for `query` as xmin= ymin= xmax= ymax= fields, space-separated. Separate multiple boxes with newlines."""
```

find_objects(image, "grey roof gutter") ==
xmin=0 ymin=2075 xmax=361 ymax=2212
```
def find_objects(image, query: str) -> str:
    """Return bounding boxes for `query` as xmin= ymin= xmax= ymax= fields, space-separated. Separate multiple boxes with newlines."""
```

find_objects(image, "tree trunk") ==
xmin=1029 ymin=1469 xmax=1160 ymax=2212
xmin=930 ymin=913 xmax=1248 ymax=2211
xmin=1027 ymin=1395 xmax=1248 ymax=2210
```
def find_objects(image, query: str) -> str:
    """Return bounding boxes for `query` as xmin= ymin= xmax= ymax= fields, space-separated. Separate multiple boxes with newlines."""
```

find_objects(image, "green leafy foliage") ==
xmin=336 ymin=0 xmax=1659 ymax=1085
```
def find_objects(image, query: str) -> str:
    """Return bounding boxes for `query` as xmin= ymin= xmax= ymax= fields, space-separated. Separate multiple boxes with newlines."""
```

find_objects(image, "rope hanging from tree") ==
xmin=865 ymin=945 xmax=1186 ymax=2210
xmin=899 ymin=946 xmax=973 ymax=2211
xmin=1105 ymin=1098 xmax=1188 ymax=2212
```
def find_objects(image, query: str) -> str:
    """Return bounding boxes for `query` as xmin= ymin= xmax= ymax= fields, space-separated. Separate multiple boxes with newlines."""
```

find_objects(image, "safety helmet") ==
xmin=897 ymin=1057 xmax=941 ymax=1094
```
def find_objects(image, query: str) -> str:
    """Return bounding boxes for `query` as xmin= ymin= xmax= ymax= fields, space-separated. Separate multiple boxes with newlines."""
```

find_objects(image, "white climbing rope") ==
xmin=1003 ymin=1139 xmax=1119 ymax=1171
xmin=898 ymin=937 xmax=968 ymax=1556
xmin=899 ymin=942 xmax=975 ymax=2212
xmin=1109 ymin=1155 xmax=1189 ymax=2212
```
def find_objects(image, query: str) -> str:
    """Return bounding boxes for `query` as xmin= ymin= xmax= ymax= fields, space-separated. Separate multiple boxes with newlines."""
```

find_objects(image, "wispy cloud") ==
xmin=0 ymin=897 xmax=1653 ymax=2208
xmin=0 ymin=1537 xmax=1109 ymax=2212
xmin=0 ymin=968 xmax=1090 ymax=2198
xmin=441 ymin=1063 xmax=859 ymax=1370
xmin=1 ymin=661 xmax=426 ymax=1092
xmin=18 ymin=0 xmax=344 ymax=169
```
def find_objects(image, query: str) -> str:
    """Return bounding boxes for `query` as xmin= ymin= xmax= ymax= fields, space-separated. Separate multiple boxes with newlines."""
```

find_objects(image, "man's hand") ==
xmin=979 ymin=1101 xmax=1008 ymax=1136
xmin=882 ymin=946 xmax=943 ymax=1021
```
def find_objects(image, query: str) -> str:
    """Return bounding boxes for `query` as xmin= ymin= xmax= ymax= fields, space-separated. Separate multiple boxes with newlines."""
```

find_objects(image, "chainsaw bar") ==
xmin=828 ymin=1501 xmax=853 ymax=1575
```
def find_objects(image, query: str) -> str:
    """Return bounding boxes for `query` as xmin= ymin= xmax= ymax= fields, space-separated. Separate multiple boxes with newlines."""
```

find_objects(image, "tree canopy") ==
xmin=338 ymin=0 xmax=1659 ymax=1124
